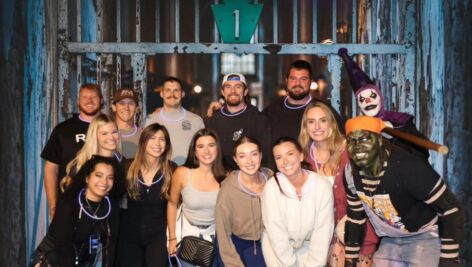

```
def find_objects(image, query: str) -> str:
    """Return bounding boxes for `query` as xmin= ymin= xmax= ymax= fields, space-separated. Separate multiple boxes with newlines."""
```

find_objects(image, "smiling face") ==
xmin=221 ymin=80 xmax=247 ymax=107
xmin=97 ymin=122 xmax=120 ymax=155
xmin=305 ymin=106 xmax=333 ymax=142
xmin=145 ymin=130 xmax=166 ymax=159
xmin=161 ymin=81 xmax=184 ymax=109
xmin=346 ymin=130 xmax=382 ymax=168
xmin=112 ymin=98 xmax=137 ymax=124
xmin=234 ymin=142 xmax=262 ymax=176
xmin=357 ymin=88 xmax=381 ymax=117
xmin=286 ymin=68 xmax=311 ymax=100
xmin=273 ymin=141 xmax=304 ymax=178
xmin=78 ymin=88 xmax=101 ymax=116
xmin=85 ymin=163 xmax=114 ymax=202
xmin=195 ymin=135 xmax=218 ymax=166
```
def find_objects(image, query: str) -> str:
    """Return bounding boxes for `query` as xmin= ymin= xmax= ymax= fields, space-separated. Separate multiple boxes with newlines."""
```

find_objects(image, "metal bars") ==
xmin=59 ymin=0 xmax=415 ymax=122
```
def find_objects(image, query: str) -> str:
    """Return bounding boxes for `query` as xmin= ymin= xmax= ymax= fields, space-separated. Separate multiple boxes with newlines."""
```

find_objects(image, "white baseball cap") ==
xmin=222 ymin=73 xmax=247 ymax=87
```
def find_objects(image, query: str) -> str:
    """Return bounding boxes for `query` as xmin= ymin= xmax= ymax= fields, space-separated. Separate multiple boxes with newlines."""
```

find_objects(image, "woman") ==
xmin=299 ymin=102 xmax=378 ymax=267
xmin=118 ymin=123 xmax=177 ymax=266
xmin=216 ymin=136 xmax=273 ymax=267
xmin=62 ymin=114 xmax=126 ymax=198
xmin=167 ymin=128 xmax=226 ymax=267
xmin=261 ymin=137 xmax=334 ymax=267
xmin=32 ymin=155 xmax=122 ymax=266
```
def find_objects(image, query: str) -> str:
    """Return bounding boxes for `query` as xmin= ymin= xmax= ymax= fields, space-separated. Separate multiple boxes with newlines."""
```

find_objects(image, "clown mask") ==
xmin=357 ymin=89 xmax=381 ymax=117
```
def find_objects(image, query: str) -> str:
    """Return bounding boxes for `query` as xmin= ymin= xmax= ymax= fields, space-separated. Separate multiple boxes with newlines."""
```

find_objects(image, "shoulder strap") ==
xmin=344 ymin=164 xmax=357 ymax=195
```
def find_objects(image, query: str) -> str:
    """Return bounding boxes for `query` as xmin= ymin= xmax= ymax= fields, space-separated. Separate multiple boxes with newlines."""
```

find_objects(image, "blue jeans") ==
xmin=231 ymin=235 xmax=265 ymax=267
xmin=373 ymin=231 xmax=440 ymax=267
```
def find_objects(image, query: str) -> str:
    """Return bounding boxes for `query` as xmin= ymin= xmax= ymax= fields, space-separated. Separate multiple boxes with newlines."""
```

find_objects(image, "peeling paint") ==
xmin=263 ymin=44 xmax=282 ymax=54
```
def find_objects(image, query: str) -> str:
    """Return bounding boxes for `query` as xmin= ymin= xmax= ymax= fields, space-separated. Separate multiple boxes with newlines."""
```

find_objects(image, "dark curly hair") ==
xmin=63 ymin=155 xmax=126 ymax=199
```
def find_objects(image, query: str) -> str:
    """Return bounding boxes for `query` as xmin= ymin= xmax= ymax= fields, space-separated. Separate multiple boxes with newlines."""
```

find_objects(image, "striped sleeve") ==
xmin=343 ymin=170 xmax=366 ymax=260
xmin=424 ymin=178 xmax=463 ymax=261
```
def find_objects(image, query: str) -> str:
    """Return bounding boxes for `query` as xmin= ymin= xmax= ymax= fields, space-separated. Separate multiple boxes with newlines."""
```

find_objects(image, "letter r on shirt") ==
xmin=76 ymin=134 xmax=86 ymax=143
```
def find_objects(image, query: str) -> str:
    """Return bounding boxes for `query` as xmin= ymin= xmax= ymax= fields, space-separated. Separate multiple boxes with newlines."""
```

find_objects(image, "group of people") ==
xmin=33 ymin=56 xmax=463 ymax=267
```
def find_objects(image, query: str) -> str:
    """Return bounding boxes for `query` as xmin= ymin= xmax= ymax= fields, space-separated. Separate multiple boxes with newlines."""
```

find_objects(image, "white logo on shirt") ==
xmin=76 ymin=134 xmax=86 ymax=143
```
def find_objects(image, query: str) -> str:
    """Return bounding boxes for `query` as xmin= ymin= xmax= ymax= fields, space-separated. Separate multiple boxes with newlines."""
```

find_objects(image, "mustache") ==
xmin=166 ymin=96 xmax=179 ymax=100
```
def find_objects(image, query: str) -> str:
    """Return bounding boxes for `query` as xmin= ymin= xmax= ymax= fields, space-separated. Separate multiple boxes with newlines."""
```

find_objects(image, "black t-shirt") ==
xmin=205 ymin=105 xmax=272 ymax=170
xmin=263 ymin=97 xmax=345 ymax=144
xmin=48 ymin=193 xmax=119 ymax=266
xmin=41 ymin=114 xmax=90 ymax=181
xmin=120 ymin=162 xmax=177 ymax=243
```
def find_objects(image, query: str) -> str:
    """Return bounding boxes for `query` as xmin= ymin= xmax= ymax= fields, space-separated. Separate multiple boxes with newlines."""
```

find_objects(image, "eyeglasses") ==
xmin=288 ymin=76 xmax=311 ymax=83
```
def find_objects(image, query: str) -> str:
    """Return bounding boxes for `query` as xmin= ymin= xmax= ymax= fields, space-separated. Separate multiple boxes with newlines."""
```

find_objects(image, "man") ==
xmin=205 ymin=73 xmax=271 ymax=170
xmin=263 ymin=60 xmax=343 ymax=143
xmin=41 ymin=83 xmax=102 ymax=218
xmin=112 ymin=88 xmax=141 ymax=159
xmin=145 ymin=77 xmax=204 ymax=165
xmin=338 ymin=48 xmax=428 ymax=158
xmin=343 ymin=116 xmax=463 ymax=267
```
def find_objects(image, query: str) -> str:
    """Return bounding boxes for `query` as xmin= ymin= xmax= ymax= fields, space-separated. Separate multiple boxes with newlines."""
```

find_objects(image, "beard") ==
xmin=288 ymin=86 xmax=310 ymax=100
xmin=225 ymin=95 xmax=244 ymax=106
xmin=79 ymin=104 xmax=101 ymax=116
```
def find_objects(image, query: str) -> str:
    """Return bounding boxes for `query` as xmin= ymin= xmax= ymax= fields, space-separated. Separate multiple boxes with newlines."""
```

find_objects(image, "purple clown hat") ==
xmin=338 ymin=48 xmax=412 ymax=127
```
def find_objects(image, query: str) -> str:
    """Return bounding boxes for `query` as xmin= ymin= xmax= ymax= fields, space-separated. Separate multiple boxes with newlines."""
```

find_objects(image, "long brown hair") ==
xmin=184 ymin=128 xmax=226 ymax=183
xmin=272 ymin=137 xmax=308 ymax=194
xmin=127 ymin=123 xmax=173 ymax=199
xmin=299 ymin=102 xmax=345 ymax=176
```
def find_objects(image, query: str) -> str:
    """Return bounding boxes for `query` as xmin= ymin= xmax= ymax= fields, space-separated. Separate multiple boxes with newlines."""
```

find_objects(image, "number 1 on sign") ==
xmin=233 ymin=10 xmax=240 ymax=39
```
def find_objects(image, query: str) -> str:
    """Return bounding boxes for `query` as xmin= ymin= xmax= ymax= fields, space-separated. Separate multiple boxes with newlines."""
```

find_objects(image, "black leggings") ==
xmin=118 ymin=233 xmax=168 ymax=267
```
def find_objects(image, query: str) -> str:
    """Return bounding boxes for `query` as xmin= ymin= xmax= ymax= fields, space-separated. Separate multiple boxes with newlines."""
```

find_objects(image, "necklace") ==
xmin=120 ymin=125 xmax=138 ymax=138
xmin=113 ymin=152 xmax=122 ymax=162
xmin=85 ymin=197 xmax=101 ymax=215
xmin=138 ymin=173 xmax=164 ymax=187
xmin=220 ymin=104 xmax=247 ymax=117
xmin=237 ymin=171 xmax=268 ymax=196
xmin=78 ymin=189 xmax=111 ymax=220
xmin=78 ymin=114 xmax=92 ymax=123
xmin=283 ymin=94 xmax=312 ymax=110
xmin=309 ymin=142 xmax=329 ymax=173
xmin=159 ymin=107 xmax=186 ymax=122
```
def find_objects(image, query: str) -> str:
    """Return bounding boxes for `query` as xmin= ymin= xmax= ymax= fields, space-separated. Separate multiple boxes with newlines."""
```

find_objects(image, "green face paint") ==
xmin=347 ymin=130 xmax=381 ymax=169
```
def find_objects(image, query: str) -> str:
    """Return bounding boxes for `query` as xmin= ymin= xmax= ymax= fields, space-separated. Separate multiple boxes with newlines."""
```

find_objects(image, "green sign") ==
xmin=211 ymin=0 xmax=263 ymax=44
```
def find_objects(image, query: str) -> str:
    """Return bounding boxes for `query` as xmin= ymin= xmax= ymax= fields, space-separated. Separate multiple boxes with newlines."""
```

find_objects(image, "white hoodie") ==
xmin=261 ymin=170 xmax=334 ymax=267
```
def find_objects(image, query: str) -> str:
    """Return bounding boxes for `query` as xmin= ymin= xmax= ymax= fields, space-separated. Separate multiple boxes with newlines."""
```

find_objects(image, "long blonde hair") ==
xmin=62 ymin=114 xmax=121 ymax=190
xmin=127 ymin=123 xmax=173 ymax=200
xmin=299 ymin=102 xmax=345 ymax=176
